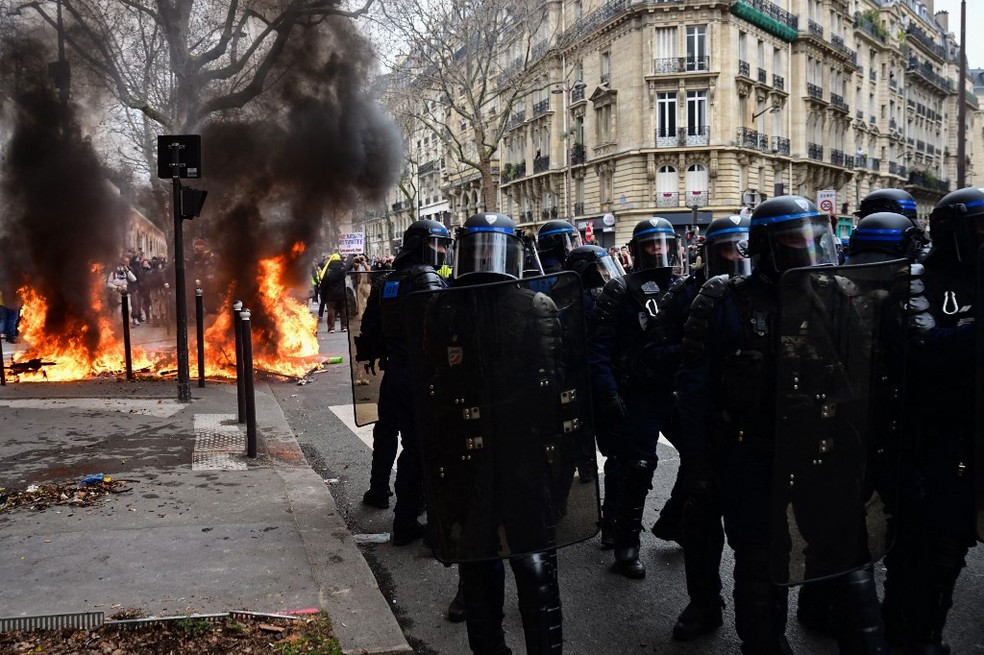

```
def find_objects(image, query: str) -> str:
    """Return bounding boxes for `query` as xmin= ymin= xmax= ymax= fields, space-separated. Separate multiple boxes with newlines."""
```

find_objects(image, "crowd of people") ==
xmin=347 ymin=184 xmax=980 ymax=655
xmin=106 ymin=248 xmax=172 ymax=326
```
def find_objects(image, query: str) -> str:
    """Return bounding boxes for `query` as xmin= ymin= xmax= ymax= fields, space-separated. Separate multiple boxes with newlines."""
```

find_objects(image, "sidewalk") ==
xmin=0 ymin=377 xmax=412 ymax=655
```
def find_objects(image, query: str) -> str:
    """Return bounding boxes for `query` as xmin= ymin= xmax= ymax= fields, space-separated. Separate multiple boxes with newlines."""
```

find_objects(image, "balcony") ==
xmin=737 ymin=127 xmax=762 ymax=149
xmin=541 ymin=207 xmax=559 ymax=219
xmin=906 ymin=24 xmax=947 ymax=61
xmin=738 ymin=60 xmax=751 ymax=77
xmin=856 ymin=110 xmax=864 ymax=121
xmin=521 ymin=210 xmax=533 ymax=223
xmin=574 ymin=202 xmax=585 ymax=216
xmin=808 ymin=142 xmax=824 ymax=161
xmin=845 ymin=155 xmax=855 ymax=170
xmin=501 ymin=161 xmax=526 ymax=182
xmin=685 ymin=125 xmax=710 ymax=146
xmin=656 ymin=191 xmax=680 ymax=207
xmin=856 ymin=154 xmax=868 ymax=168
xmin=772 ymin=136 xmax=790 ymax=156
xmin=508 ymin=110 xmax=526 ymax=129
xmin=808 ymin=19 xmax=824 ymax=38
xmin=757 ymin=67 xmax=767 ymax=84
xmin=572 ymin=86 xmax=586 ymax=103
xmin=830 ymin=94 xmax=849 ymax=113
xmin=533 ymin=155 xmax=550 ymax=173
xmin=888 ymin=161 xmax=899 ymax=175
xmin=687 ymin=191 xmax=709 ymax=207
xmin=655 ymin=127 xmax=680 ymax=148
xmin=807 ymin=83 xmax=824 ymax=100
xmin=830 ymin=149 xmax=844 ymax=166
xmin=870 ymin=158 xmax=880 ymax=172
xmin=889 ymin=118 xmax=897 ymax=131
xmin=533 ymin=99 xmax=550 ymax=116
xmin=418 ymin=160 xmax=438 ymax=174
xmin=730 ymin=0 xmax=799 ymax=43
xmin=653 ymin=56 xmax=711 ymax=74
xmin=773 ymin=74 xmax=785 ymax=91
xmin=570 ymin=143 xmax=586 ymax=165
xmin=908 ymin=170 xmax=950 ymax=194
xmin=854 ymin=11 xmax=887 ymax=43
xmin=906 ymin=58 xmax=952 ymax=93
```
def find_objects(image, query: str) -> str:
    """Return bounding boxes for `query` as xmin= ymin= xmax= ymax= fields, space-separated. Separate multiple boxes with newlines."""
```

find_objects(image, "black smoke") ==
xmin=0 ymin=36 xmax=129 ymax=356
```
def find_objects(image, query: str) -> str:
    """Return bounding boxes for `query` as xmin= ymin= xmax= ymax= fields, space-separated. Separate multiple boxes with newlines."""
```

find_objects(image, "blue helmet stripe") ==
xmin=897 ymin=199 xmax=917 ymax=209
xmin=964 ymin=199 xmax=984 ymax=209
xmin=465 ymin=226 xmax=515 ymax=234
xmin=635 ymin=225 xmax=676 ymax=237
xmin=539 ymin=227 xmax=574 ymax=237
xmin=751 ymin=210 xmax=824 ymax=226
xmin=855 ymin=228 xmax=903 ymax=236
xmin=706 ymin=226 xmax=750 ymax=237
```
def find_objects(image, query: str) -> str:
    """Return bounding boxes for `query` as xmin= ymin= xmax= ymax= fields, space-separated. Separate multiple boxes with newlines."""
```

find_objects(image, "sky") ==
xmin=932 ymin=0 xmax=983 ymax=70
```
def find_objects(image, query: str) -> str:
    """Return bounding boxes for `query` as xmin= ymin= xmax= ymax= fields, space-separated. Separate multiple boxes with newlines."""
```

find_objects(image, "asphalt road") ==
xmin=272 ymin=325 xmax=984 ymax=655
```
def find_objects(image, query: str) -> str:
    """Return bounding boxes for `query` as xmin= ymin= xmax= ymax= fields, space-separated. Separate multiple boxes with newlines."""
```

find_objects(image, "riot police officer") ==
xmin=855 ymin=188 xmax=929 ymax=261
xmin=354 ymin=219 xmax=451 ymax=544
xmin=676 ymin=196 xmax=891 ymax=654
xmin=537 ymin=219 xmax=583 ymax=273
xmin=409 ymin=212 xmax=594 ymax=654
xmin=644 ymin=214 xmax=751 ymax=639
xmin=881 ymin=187 xmax=981 ymax=654
xmin=588 ymin=216 xmax=681 ymax=578
xmin=563 ymin=244 xmax=625 ymax=315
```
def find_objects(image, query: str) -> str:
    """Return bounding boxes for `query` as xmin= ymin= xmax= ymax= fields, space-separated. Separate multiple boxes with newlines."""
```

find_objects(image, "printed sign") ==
xmin=817 ymin=190 xmax=837 ymax=216
xmin=339 ymin=232 xmax=365 ymax=255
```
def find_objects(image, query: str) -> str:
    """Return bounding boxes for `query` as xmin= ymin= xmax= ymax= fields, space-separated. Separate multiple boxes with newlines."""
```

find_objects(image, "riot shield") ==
xmin=977 ymin=244 xmax=984 ymax=541
xmin=406 ymin=272 xmax=600 ymax=563
xmin=345 ymin=269 xmax=388 ymax=426
xmin=771 ymin=259 xmax=909 ymax=585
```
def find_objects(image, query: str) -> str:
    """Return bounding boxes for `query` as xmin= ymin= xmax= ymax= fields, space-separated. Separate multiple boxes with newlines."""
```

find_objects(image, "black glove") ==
xmin=600 ymin=390 xmax=628 ymax=423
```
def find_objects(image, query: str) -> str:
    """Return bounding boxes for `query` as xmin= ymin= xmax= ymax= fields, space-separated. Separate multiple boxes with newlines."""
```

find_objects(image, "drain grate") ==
xmin=0 ymin=611 xmax=104 ymax=632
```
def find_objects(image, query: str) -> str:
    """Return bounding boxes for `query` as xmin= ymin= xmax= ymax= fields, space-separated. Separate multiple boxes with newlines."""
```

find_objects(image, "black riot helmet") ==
xmin=847 ymin=211 xmax=925 ymax=263
xmin=749 ymin=195 xmax=839 ymax=277
xmin=703 ymin=215 xmax=752 ymax=278
xmin=395 ymin=219 xmax=452 ymax=268
xmin=537 ymin=220 xmax=583 ymax=268
xmin=564 ymin=244 xmax=626 ymax=290
xmin=628 ymin=217 xmax=679 ymax=272
xmin=927 ymin=186 xmax=984 ymax=265
xmin=857 ymin=188 xmax=919 ymax=226
xmin=454 ymin=212 xmax=525 ymax=282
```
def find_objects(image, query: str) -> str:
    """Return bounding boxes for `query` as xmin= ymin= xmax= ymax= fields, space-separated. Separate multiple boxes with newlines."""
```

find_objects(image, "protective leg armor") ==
xmin=460 ymin=560 xmax=511 ymax=655
xmin=612 ymin=459 xmax=657 ymax=579
xmin=733 ymin=547 xmax=792 ymax=655
xmin=511 ymin=551 xmax=563 ymax=655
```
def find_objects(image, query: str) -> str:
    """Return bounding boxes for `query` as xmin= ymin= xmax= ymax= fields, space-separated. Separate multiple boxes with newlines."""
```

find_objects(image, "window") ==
xmin=686 ymin=90 xmax=707 ymax=136
xmin=601 ymin=51 xmax=611 ymax=83
xmin=657 ymin=92 xmax=677 ymax=139
xmin=686 ymin=25 xmax=707 ymax=71
xmin=596 ymin=103 xmax=613 ymax=143
xmin=655 ymin=27 xmax=676 ymax=60
xmin=686 ymin=163 xmax=708 ymax=203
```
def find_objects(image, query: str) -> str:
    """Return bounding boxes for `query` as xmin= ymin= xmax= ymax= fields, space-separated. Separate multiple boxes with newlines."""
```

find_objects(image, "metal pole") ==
xmin=0 ymin=329 xmax=6 ymax=386
xmin=121 ymin=291 xmax=133 ymax=381
xmin=170 ymin=143 xmax=191 ymax=402
xmin=233 ymin=300 xmax=245 ymax=424
xmin=195 ymin=282 xmax=205 ymax=388
xmin=957 ymin=0 xmax=967 ymax=188
xmin=240 ymin=309 xmax=257 ymax=458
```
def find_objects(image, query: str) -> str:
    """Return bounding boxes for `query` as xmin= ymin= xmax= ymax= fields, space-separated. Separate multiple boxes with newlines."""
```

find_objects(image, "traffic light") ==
xmin=180 ymin=186 xmax=208 ymax=219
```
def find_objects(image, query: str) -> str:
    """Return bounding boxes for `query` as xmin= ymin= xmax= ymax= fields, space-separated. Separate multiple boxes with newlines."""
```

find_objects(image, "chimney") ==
xmin=936 ymin=9 xmax=949 ymax=33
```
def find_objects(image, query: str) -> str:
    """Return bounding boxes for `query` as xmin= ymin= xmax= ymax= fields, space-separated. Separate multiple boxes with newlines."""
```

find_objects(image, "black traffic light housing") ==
xmin=180 ymin=187 xmax=207 ymax=219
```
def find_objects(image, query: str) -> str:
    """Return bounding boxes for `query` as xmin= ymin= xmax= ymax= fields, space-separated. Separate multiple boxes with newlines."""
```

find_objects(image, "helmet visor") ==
xmin=596 ymin=255 xmax=626 ymax=283
xmin=454 ymin=230 xmax=524 ymax=280
xmin=423 ymin=236 xmax=451 ymax=268
xmin=706 ymin=231 xmax=752 ymax=278
xmin=539 ymin=229 xmax=583 ymax=257
xmin=633 ymin=232 xmax=679 ymax=271
xmin=768 ymin=216 xmax=839 ymax=271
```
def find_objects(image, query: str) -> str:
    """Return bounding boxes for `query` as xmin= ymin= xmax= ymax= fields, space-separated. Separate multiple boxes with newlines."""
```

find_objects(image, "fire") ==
xmin=7 ymin=247 xmax=325 ymax=382
xmin=12 ymin=265 xmax=168 ymax=381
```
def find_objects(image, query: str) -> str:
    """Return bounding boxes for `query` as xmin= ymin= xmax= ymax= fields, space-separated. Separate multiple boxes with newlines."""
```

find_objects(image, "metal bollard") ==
xmin=233 ymin=300 xmax=245 ymax=424
xmin=240 ymin=308 xmax=257 ymax=458
xmin=121 ymin=291 xmax=133 ymax=381
xmin=195 ymin=281 xmax=205 ymax=388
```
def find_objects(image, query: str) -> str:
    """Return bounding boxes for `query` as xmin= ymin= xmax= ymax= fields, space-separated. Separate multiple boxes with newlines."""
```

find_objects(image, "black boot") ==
xmin=362 ymin=487 xmax=392 ymax=509
xmin=461 ymin=561 xmax=512 ymax=655
xmin=797 ymin=576 xmax=839 ymax=636
xmin=672 ymin=597 xmax=725 ymax=641
xmin=733 ymin=547 xmax=792 ymax=655
xmin=600 ymin=457 xmax=620 ymax=549
xmin=895 ymin=538 xmax=966 ymax=654
xmin=612 ymin=459 xmax=656 ymax=579
xmin=512 ymin=551 xmax=563 ymax=655
xmin=651 ymin=472 xmax=685 ymax=544
xmin=447 ymin=572 xmax=466 ymax=623
xmin=828 ymin=566 xmax=889 ymax=655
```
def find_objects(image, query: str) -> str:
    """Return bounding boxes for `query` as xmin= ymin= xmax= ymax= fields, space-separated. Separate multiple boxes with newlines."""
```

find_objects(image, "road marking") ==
xmin=193 ymin=413 xmax=247 ymax=471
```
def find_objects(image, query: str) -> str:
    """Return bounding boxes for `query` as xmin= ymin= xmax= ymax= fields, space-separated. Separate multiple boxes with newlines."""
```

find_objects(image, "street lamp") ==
xmin=553 ymin=80 xmax=587 ymax=227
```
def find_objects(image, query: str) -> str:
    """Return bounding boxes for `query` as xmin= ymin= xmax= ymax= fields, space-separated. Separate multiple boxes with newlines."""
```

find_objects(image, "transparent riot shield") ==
xmin=977 ymin=244 xmax=984 ymax=541
xmin=406 ymin=272 xmax=600 ymax=563
xmin=345 ymin=269 xmax=388 ymax=426
xmin=771 ymin=259 xmax=909 ymax=585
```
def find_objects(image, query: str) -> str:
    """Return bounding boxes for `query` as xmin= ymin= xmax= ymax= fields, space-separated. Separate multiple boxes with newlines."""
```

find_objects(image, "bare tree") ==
xmin=376 ymin=0 xmax=554 ymax=212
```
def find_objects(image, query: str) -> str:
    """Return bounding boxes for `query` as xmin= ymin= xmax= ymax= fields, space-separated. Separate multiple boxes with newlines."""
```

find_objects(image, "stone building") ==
xmin=360 ymin=0 xmax=979 ymax=249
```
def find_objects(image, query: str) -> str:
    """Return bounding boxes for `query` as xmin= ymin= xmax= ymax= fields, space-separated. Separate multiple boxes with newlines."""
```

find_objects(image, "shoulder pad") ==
xmin=592 ymin=277 xmax=627 ymax=323
xmin=833 ymin=275 xmax=862 ymax=297
xmin=531 ymin=291 xmax=559 ymax=317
